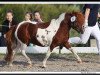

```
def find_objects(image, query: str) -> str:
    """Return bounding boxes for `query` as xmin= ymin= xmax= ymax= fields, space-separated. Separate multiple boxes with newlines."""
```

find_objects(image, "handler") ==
xmin=69 ymin=4 xmax=100 ymax=54
xmin=24 ymin=12 xmax=33 ymax=21
xmin=32 ymin=11 xmax=43 ymax=24
xmin=0 ymin=10 xmax=18 ymax=46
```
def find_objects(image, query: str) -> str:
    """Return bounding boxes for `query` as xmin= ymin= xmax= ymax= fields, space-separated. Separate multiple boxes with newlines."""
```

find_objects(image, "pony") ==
xmin=4 ymin=12 xmax=85 ymax=68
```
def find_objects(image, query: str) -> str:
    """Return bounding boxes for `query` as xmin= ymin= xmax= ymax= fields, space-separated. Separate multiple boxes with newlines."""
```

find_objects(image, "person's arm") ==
xmin=84 ymin=8 xmax=90 ymax=23
xmin=98 ymin=12 xmax=100 ymax=18
xmin=83 ymin=4 xmax=94 ymax=27
xmin=83 ymin=8 xmax=91 ymax=28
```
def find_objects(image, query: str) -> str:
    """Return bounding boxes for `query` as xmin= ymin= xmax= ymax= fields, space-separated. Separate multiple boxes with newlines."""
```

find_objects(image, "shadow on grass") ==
xmin=26 ymin=53 xmax=100 ymax=64
xmin=26 ymin=53 xmax=76 ymax=62
xmin=0 ymin=60 xmax=6 ymax=67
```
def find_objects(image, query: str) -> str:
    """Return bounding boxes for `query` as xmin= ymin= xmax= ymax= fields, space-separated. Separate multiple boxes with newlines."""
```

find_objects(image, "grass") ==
xmin=0 ymin=54 xmax=5 ymax=56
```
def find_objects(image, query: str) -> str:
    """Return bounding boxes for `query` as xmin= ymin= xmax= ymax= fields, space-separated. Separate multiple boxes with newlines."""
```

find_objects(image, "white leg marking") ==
xmin=69 ymin=48 xmax=82 ymax=63
xmin=21 ymin=44 xmax=32 ymax=65
xmin=43 ymin=47 xmax=52 ymax=68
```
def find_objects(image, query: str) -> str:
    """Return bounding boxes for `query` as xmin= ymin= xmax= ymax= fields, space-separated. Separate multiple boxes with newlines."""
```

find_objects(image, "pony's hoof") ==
xmin=26 ymin=64 xmax=32 ymax=68
xmin=77 ymin=60 xmax=82 ymax=64
xmin=8 ymin=64 xmax=13 ymax=67
xmin=6 ymin=62 xmax=13 ymax=67
xmin=98 ymin=53 xmax=100 ymax=55
xmin=41 ymin=65 xmax=46 ymax=68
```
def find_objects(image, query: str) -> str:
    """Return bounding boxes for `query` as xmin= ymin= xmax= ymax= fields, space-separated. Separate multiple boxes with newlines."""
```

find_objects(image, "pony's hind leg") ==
xmin=20 ymin=44 xmax=32 ymax=67
xmin=6 ymin=50 xmax=17 ymax=67
xmin=5 ymin=43 xmax=18 ymax=67
xmin=4 ymin=42 xmax=14 ymax=67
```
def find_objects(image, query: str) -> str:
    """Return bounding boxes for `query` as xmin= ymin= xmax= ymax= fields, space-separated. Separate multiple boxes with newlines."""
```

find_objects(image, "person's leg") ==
xmin=0 ymin=36 xmax=6 ymax=47
xmin=68 ymin=37 xmax=81 ymax=44
xmin=91 ymin=23 xmax=100 ymax=54
xmin=68 ymin=27 xmax=92 ymax=44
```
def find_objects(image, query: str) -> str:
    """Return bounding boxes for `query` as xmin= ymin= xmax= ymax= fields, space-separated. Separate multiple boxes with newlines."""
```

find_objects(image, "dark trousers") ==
xmin=0 ymin=36 xmax=6 ymax=47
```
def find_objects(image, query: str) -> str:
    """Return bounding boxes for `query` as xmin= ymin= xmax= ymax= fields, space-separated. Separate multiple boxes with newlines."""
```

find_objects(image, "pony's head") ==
xmin=64 ymin=12 xmax=85 ymax=33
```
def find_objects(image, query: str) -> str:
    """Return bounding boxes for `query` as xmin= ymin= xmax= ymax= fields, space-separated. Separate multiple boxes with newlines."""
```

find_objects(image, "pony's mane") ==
xmin=55 ymin=13 xmax=66 ymax=23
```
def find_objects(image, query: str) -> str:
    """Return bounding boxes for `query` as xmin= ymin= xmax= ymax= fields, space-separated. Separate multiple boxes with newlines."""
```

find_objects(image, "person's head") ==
xmin=25 ymin=12 xmax=33 ymax=21
xmin=6 ymin=10 xmax=13 ymax=22
xmin=33 ymin=11 xmax=41 ymax=20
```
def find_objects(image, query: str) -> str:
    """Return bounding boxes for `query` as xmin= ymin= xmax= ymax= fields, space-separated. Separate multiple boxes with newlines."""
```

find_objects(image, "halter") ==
xmin=70 ymin=17 xmax=81 ymax=33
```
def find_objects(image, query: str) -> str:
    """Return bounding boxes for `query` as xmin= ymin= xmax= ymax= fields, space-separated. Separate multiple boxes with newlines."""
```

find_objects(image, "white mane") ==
xmin=56 ymin=13 xmax=66 ymax=23
xmin=46 ymin=13 xmax=65 ymax=31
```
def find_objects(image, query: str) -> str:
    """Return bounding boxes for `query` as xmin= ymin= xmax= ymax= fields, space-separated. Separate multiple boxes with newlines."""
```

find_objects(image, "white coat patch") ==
xmin=36 ymin=13 xmax=66 ymax=46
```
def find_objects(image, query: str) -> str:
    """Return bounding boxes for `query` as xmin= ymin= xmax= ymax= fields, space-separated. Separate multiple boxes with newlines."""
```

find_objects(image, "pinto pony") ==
xmin=4 ymin=12 xmax=85 ymax=68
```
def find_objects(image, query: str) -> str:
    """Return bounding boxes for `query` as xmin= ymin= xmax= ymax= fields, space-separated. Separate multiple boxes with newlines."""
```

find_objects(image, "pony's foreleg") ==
xmin=42 ymin=47 xmax=52 ymax=68
xmin=64 ymin=42 xmax=82 ymax=63
xmin=20 ymin=44 xmax=32 ymax=66
xmin=69 ymin=48 xmax=82 ymax=63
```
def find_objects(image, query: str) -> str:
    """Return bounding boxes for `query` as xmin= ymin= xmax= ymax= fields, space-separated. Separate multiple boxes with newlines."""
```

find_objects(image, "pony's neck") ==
xmin=37 ymin=13 xmax=66 ymax=29
xmin=58 ymin=18 xmax=71 ymax=33
xmin=56 ymin=13 xmax=66 ymax=23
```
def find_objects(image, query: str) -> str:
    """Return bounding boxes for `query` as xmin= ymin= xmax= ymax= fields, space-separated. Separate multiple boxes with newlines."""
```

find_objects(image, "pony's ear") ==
xmin=70 ymin=16 xmax=76 ymax=22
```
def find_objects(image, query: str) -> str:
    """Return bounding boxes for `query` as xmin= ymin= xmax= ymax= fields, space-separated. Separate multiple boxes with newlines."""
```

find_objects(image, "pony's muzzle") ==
xmin=80 ymin=29 xmax=84 ymax=34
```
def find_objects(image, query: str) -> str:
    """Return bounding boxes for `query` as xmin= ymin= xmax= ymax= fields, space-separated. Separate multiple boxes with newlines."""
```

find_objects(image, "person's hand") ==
xmin=83 ymin=19 xmax=88 ymax=28
xmin=98 ymin=12 xmax=100 ymax=18
xmin=82 ymin=20 xmax=88 ymax=32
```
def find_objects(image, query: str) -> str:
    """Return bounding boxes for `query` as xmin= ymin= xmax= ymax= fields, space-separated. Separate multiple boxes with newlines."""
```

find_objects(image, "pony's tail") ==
xmin=4 ymin=26 xmax=17 ymax=62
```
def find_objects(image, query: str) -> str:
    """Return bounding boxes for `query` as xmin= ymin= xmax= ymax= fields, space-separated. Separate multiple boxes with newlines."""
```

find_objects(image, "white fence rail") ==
xmin=0 ymin=46 xmax=99 ymax=54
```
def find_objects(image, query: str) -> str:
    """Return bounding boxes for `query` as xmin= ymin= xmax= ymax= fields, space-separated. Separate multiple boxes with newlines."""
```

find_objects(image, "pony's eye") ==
xmin=82 ymin=25 xmax=85 ymax=28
